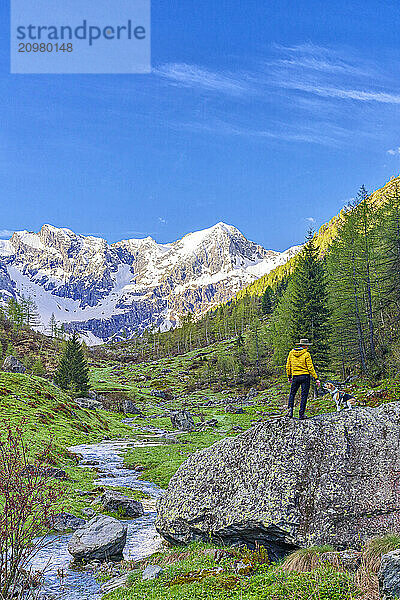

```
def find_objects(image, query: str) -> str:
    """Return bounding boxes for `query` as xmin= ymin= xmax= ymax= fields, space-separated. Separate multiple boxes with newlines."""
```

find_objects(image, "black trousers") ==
xmin=288 ymin=374 xmax=311 ymax=418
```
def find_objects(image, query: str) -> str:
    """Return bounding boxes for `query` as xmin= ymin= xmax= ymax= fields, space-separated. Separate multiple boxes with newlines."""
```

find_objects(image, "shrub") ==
xmin=0 ymin=423 xmax=64 ymax=598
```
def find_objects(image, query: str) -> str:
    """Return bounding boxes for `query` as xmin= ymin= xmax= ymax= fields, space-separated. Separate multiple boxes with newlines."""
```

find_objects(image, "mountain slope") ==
xmin=237 ymin=175 xmax=400 ymax=299
xmin=0 ymin=223 xmax=299 ymax=344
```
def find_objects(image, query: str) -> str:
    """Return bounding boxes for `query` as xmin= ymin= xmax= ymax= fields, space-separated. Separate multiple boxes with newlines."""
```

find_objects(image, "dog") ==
xmin=322 ymin=381 xmax=356 ymax=412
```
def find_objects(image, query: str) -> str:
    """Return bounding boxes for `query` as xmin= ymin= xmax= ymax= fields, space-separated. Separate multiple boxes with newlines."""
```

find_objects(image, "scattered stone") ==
xmin=68 ymin=515 xmax=127 ymax=561
xmin=82 ymin=508 xmax=96 ymax=518
xmin=206 ymin=419 xmax=219 ymax=427
xmin=231 ymin=426 xmax=244 ymax=432
xmin=320 ymin=549 xmax=361 ymax=572
xmin=234 ymin=561 xmax=251 ymax=574
xmin=100 ymin=574 xmax=129 ymax=594
xmin=122 ymin=399 xmax=143 ymax=416
xmin=156 ymin=403 xmax=400 ymax=560
xmin=161 ymin=434 xmax=180 ymax=444
xmin=170 ymin=409 xmax=196 ymax=432
xmin=2 ymin=355 xmax=26 ymax=373
xmin=225 ymin=406 xmax=245 ymax=414
xmin=25 ymin=466 xmax=68 ymax=479
xmin=379 ymin=549 xmax=400 ymax=600
xmin=142 ymin=565 xmax=163 ymax=580
xmin=99 ymin=491 xmax=144 ymax=518
xmin=52 ymin=513 xmax=86 ymax=532
xmin=151 ymin=390 xmax=174 ymax=401
xmin=246 ymin=388 xmax=258 ymax=400
xmin=74 ymin=398 xmax=103 ymax=410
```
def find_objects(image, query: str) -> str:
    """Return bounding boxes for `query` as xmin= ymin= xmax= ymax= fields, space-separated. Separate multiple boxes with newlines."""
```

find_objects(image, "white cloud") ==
xmin=0 ymin=229 xmax=14 ymax=238
xmin=154 ymin=63 xmax=250 ymax=96
xmin=274 ymin=80 xmax=400 ymax=104
xmin=387 ymin=147 xmax=400 ymax=155
xmin=305 ymin=217 xmax=316 ymax=224
xmin=158 ymin=217 xmax=167 ymax=225
xmin=269 ymin=43 xmax=371 ymax=77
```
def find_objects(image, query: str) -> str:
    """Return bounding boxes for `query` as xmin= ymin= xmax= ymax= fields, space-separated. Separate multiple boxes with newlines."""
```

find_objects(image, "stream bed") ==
xmin=31 ymin=437 xmax=165 ymax=600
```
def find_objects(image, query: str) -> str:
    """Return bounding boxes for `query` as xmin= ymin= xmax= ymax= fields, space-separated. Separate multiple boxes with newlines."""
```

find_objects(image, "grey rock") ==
xmin=170 ymin=409 xmax=196 ymax=432
xmin=379 ymin=549 xmax=400 ymax=599
xmin=246 ymin=388 xmax=258 ymax=400
xmin=225 ymin=406 xmax=245 ymax=414
xmin=122 ymin=399 xmax=143 ymax=416
xmin=320 ymin=549 xmax=361 ymax=572
xmin=99 ymin=490 xmax=144 ymax=518
xmin=2 ymin=355 xmax=25 ymax=373
xmin=74 ymin=397 xmax=103 ymax=410
xmin=68 ymin=515 xmax=127 ymax=561
xmin=142 ymin=565 xmax=163 ymax=580
xmin=156 ymin=403 xmax=400 ymax=561
xmin=52 ymin=512 xmax=86 ymax=532
xmin=82 ymin=508 xmax=96 ymax=518
xmin=161 ymin=434 xmax=180 ymax=444
xmin=100 ymin=574 xmax=129 ymax=593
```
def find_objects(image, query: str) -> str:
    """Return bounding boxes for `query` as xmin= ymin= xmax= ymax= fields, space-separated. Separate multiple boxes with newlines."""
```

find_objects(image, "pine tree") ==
xmin=290 ymin=230 xmax=331 ymax=373
xmin=49 ymin=313 xmax=58 ymax=337
xmin=54 ymin=332 xmax=90 ymax=396
xmin=20 ymin=296 xmax=41 ymax=329
xmin=261 ymin=286 xmax=273 ymax=314
xmin=6 ymin=298 xmax=24 ymax=331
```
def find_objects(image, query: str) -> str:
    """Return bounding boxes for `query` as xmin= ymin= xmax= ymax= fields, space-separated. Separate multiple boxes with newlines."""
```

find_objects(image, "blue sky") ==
xmin=2 ymin=0 xmax=400 ymax=250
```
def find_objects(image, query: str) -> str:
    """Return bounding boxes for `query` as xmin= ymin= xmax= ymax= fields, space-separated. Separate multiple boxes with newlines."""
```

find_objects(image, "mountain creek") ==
xmin=32 ymin=433 xmax=166 ymax=600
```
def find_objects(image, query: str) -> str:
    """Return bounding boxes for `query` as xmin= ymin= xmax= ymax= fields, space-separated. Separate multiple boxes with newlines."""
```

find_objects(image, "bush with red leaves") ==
xmin=0 ymin=423 xmax=64 ymax=599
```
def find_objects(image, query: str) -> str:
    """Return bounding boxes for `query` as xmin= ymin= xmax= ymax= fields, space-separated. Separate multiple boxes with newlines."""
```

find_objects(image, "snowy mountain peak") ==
xmin=0 ymin=223 xmax=301 ymax=344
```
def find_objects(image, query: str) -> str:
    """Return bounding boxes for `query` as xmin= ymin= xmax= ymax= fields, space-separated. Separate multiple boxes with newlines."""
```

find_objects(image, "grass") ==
xmin=2 ymin=338 xmax=399 ymax=598
xmin=103 ymin=542 xmax=360 ymax=600
xmin=0 ymin=372 xmax=133 ymax=515
xmin=282 ymin=545 xmax=335 ymax=573
xmin=361 ymin=533 xmax=400 ymax=572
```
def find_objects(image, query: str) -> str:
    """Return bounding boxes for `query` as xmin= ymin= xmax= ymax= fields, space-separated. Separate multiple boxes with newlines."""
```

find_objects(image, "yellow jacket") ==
xmin=286 ymin=348 xmax=317 ymax=379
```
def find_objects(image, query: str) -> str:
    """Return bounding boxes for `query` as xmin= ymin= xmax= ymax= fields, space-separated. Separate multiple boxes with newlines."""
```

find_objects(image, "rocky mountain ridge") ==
xmin=0 ymin=223 xmax=300 ymax=344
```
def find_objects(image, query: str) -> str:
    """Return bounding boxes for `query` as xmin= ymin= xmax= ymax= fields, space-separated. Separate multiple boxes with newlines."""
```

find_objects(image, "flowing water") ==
xmin=31 ymin=437 xmax=165 ymax=600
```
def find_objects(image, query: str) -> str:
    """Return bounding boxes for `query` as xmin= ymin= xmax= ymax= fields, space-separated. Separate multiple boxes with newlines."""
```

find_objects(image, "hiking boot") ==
xmin=299 ymin=414 xmax=308 ymax=420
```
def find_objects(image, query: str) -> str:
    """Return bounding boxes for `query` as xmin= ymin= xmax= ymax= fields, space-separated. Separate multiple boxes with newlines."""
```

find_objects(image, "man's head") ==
xmin=298 ymin=338 xmax=312 ymax=349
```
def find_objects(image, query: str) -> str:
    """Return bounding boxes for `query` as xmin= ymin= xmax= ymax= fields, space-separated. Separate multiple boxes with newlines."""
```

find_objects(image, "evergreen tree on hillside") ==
xmin=267 ymin=282 xmax=295 ymax=364
xmin=20 ymin=296 xmax=41 ymax=329
xmin=290 ymin=230 xmax=331 ymax=373
xmin=379 ymin=182 xmax=400 ymax=316
xmin=261 ymin=286 xmax=273 ymax=314
xmin=6 ymin=298 xmax=24 ymax=331
xmin=54 ymin=333 xmax=90 ymax=396
xmin=327 ymin=188 xmax=381 ymax=374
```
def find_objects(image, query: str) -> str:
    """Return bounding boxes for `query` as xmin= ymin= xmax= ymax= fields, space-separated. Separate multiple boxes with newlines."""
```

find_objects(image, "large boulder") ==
xmin=74 ymin=397 xmax=103 ymax=410
xmin=122 ymin=399 xmax=143 ymax=416
xmin=98 ymin=490 xmax=144 ymax=518
xmin=379 ymin=550 xmax=400 ymax=599
xmin=170 ymin=409 xmax=195 ymax=432
xmin=68 ymin=515 xmax=127 ymax=561
xmin=156 ymin=404 xmax=400 ymax=560
xmin=2 ymin=355 xmax=25 ymax=373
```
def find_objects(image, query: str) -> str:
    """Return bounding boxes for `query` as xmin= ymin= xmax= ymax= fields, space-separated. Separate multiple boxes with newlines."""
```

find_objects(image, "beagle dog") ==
xmin=323 ymin=381 xmax=356 ymax=411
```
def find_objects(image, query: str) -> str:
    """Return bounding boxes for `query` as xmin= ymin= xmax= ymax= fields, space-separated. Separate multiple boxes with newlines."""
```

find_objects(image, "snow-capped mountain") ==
xmin=0 ymin=223 xmax=300 ymax=344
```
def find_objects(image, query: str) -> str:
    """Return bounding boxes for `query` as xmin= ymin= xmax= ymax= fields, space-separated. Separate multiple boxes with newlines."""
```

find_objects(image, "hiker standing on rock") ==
xmin=286 ymin=338 xmax=320 ymax=420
